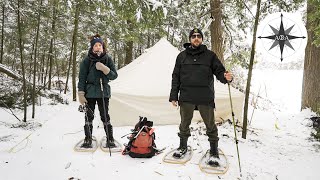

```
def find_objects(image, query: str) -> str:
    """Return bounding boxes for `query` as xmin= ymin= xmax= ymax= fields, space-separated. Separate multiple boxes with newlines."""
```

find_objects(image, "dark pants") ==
xmin=85 ymin=98 xmax=111 ymax=126
xmin=178 ymin=102 xmax=218 ymax=142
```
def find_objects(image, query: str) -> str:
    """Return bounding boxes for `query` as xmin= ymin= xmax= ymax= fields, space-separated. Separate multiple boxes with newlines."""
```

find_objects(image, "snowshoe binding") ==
xmin=199 ymin=149 xmax=228 ymax=174
xmin=172 ymin=147 xmax=188 ymax=159
xmin=81 ymin=136 xmax=92 ymax=148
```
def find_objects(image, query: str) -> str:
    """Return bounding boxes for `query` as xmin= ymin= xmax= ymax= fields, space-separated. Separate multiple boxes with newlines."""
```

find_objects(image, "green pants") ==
xmin=178 ymin=102 xmax=219 ymax=142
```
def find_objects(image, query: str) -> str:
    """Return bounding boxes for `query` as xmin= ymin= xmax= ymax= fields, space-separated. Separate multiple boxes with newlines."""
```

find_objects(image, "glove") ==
xmin=78 ymin=91 xmax=87 ymax=105
xmin=96 ymin=62 xmax=110 ymax=75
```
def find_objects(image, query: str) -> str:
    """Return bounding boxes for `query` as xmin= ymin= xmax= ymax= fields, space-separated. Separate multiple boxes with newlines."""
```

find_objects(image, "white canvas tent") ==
xmin=109 ymin=38 xmax=244 ymax=126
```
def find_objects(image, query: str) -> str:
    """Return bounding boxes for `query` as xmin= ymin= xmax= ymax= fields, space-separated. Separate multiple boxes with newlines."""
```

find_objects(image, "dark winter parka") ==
xmin=78 ymin=51 xmax=118 ymax=98
xmin=169 ymin=43 xmax=227 ymax=107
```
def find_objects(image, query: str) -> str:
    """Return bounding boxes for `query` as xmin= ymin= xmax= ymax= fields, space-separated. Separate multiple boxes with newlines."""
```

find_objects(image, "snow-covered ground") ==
xmin=0 ymin=70 xmax=319 ymax=180
xmin=250 ymin=69 xmax=303 ymax=113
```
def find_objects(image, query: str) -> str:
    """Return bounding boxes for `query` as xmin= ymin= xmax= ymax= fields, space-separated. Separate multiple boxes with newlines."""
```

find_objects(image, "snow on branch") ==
xmin=0 ymin=64 xmax=22 ymax=80
xmin=144 ymin=0 xmax=163 ymax=10
xmin=0 ymin=63 xmax=31 ymax=85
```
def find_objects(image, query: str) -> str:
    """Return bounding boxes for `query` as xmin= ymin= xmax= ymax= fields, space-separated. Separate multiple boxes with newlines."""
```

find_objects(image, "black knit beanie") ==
xmin=189 ymin=28 xmax=203 ymax=40
xmin=90 ymin=37 xmax=104 ymax=49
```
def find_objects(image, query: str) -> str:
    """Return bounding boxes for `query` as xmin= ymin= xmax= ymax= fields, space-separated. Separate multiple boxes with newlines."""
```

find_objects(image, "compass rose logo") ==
xmin=257 ymin=12 xmax=307 ymax=62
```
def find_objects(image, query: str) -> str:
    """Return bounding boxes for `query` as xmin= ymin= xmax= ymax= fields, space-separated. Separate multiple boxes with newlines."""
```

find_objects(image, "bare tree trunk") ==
xmin=17 ymin=0 xmax=27 ymax=122
xmin=124 ymin=41 xmax=133 ymax=65
xmin=72 ymin=1 xmax=80 ymax=101
xmin=180 ymin=30 xmax=186 ymax=47
xmin=113 ymin=42 xmax=118 ymax=69
xmin=48 ymin=41 xmax=53 ymax=89
xmin=44 ymin=54 xmax=49 ymax=89
xmin=242 ymin=0 xmax=261 ymax=139
xmin=125 ymin=41 xmax=133 ymax=65
xmin=302 ymin=2 xmax=320 ymax=114
xmin=48 ymin=0 xmax=57 ymax=90
xmin=39 ymin=21 xmax=49 ymax=85
xmin=171 ymin=28 xmax=175 ymax=45
xmin=64 ymin=38 xmax=74 ymax=94
xmin=11 ymin=45 xmax=17 ymax=69
xmin=38 ymin=50 xmax=45 ymax=84
xmin=167 ymin=25 xmax=170 ymax=40
xmin=156 ymin=24 xmax=161 ymax=40
xmin=32 ymin=0 xmax=42 ymax=119
xmin=54 ymin=40 xmax=59 ymax=83
xmin=116 ymin=42 xmax=123 ymax=69
xmin=0 ymin=4 xmax=4 ymax=64
xmin=147 ymin=30 xmax=151 ymax=48
xmin=28 ymin=43 xmax=34 ymax=81
xmin=124 ymin=20 xmax=133 ymax=65
xmin=210 ymin=0 xmax=224 ymax=63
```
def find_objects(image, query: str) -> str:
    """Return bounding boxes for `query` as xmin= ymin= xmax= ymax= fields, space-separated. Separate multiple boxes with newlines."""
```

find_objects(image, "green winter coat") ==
xmin=78 ymin=52 xmax=118 ymax=98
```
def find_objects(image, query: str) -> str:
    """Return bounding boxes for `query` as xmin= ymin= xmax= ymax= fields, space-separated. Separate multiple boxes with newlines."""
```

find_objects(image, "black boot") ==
xmin=104 ymin=124 xmax=116 ymax=148
xmin=81 ymin=125 xmax=92 ymax=148
xmin=208 ymin=141 xmax=220 ymax=166
xmin=172 ymin=137 xmax=188 ymax=159
xmin=210 ymin=141 xmax=219 ymax=158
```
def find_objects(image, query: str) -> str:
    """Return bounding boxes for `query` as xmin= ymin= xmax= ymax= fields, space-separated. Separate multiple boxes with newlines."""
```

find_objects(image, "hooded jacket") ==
xmin=78 ymin=51 xmax=118 ymax=98
xmin=169 ymin=43 xmax=227 ymax=107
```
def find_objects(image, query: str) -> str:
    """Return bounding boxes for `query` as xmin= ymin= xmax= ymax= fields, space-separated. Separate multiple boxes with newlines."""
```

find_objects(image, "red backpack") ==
xmin=122 ymin=116 xmax=157 ymax=158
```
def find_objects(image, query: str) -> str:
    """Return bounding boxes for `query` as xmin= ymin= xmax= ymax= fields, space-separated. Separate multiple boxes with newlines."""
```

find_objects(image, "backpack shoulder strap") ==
xmin=87 ymin=60 xmax=94 ymax=76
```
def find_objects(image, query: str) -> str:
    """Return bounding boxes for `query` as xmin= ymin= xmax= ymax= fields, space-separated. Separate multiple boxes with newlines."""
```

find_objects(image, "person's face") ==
xmin=190 ymin=33 xmax=203 ymax=47
xmin=93 ymin=42 xmax=103 ymax=52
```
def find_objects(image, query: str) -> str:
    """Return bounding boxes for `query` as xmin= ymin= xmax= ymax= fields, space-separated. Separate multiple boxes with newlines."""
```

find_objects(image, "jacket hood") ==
xmin=183 ymin=43 xmax=191 ymax=48
xmin=183 ymin=43 xmax=208 ymax=55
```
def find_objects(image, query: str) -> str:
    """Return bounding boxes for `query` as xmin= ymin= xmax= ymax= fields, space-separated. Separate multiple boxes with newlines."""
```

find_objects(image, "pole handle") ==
xmin=100 ymin=78 xmax=103 ymax=91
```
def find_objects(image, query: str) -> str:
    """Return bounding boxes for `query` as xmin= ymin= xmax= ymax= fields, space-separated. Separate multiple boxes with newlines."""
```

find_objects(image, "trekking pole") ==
xmin=227 ymin=82 xmax=242 ymax=176
xmin=100 ymin=78 xmax=112 ymax=156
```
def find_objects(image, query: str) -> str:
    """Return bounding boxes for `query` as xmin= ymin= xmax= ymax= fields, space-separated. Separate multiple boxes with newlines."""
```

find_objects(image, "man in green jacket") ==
xmin=78 ymin=34 xmax=118 ymax=148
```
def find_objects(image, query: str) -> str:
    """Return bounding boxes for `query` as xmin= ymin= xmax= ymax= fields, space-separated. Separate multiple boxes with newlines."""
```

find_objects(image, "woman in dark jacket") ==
xmin=77 ymin=34 xmax=118 ymax=148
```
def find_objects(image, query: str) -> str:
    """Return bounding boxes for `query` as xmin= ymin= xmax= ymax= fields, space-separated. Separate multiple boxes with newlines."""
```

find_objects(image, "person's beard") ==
xmin=191 ymin=40 xmax=201 ymax=48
